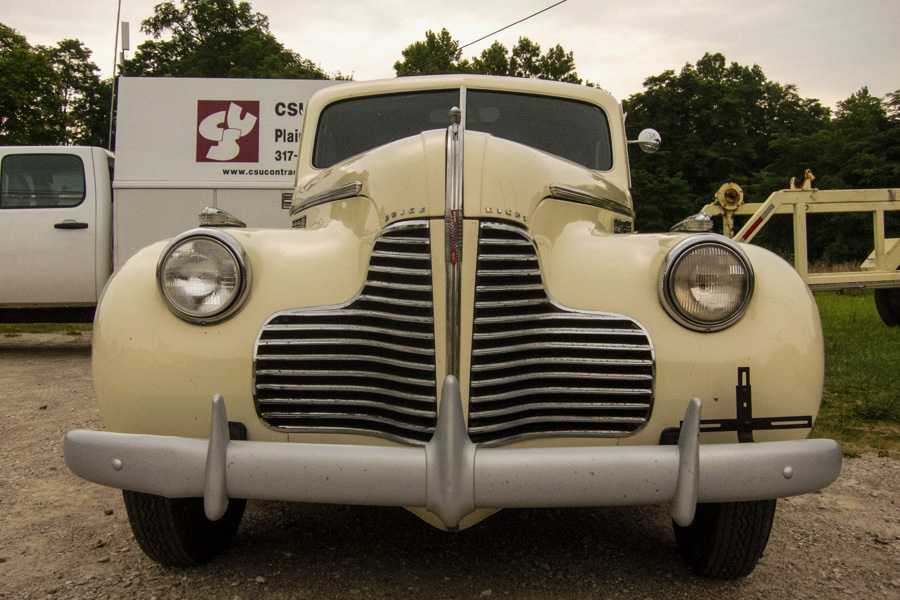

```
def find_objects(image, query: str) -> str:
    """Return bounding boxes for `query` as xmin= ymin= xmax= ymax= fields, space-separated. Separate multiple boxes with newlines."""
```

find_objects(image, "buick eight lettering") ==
xmin=65 ymin=75 xmax=842 ymax=578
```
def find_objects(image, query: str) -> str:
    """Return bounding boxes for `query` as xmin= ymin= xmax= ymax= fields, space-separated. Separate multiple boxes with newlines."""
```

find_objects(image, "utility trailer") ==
xmin=700 ymin=175 xmax=900 ymax=325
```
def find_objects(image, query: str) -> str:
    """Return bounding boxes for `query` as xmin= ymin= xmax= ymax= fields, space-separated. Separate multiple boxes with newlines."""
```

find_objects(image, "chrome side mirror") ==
xmin=628 ymin=128 xmax=661 ymax=154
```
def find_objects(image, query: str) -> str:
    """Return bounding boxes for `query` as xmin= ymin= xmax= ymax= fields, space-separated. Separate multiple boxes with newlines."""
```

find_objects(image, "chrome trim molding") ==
xmin=549 ymin=183 xmax=635 ymax=218
xmin=291 ymin=181 xmax=363 ymax=217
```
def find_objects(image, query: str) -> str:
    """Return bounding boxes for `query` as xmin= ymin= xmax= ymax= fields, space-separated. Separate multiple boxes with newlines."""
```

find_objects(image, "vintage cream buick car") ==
xmin=66 ymin=75 xmax=842 ymax=578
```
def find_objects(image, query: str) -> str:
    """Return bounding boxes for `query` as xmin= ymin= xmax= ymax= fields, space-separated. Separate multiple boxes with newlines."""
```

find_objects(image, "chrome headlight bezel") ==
xmin=156 ymin=229 xmax=252 ymax=325
xmin=659 ymin=234 xmax=755 ymax=332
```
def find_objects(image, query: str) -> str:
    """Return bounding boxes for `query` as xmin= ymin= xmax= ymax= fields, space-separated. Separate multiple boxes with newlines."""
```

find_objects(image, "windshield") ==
xmin=313 ymin=90 xmax=457 ymax=168
xmin=468 ymin=90 xmax=611 ymax=170
xmin=313 ymin=88 xmax=612 ymax=171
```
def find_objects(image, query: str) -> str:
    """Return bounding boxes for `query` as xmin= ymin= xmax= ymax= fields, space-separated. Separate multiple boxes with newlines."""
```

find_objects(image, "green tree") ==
xmin=830 ymin=88 xmax=900 ymax=188
xmin=71 ymin=77 xmax=112 ymax=147
xmin=509 ymin=37 xmax=541 ymax=78
xmin=394 ymin=28 xmax=470 ymax=76
xmin=0 ymin=24 xmax=67 ymax=144
xmin=394 ymin=30 xmax=581 ymax=83
xmin=51 ymin=39 xmax=111 ymax=145
xmin=536 ymin=43 xmax=580 ymax=83
xmin=121 ymin=0 xmax=336 ymax=79
xmin=624 ymin=53 xmax=900 ymax=264
xmin=803 ymin=88 xmax=900 ymax=263
xmin=470 ymin=41 xmax=509 ymax=76
xmin=0 ymin=24 xmax=108 ymax=146
xmin=623 ymin=53 xmax=830 ymax=235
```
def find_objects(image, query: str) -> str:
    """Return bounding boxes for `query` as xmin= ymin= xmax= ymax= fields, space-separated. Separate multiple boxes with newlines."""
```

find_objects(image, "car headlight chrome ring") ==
xmin=659 ymin=235 xmax=754 ymax=332
xmin=156 ymin=229 xmax=251 ymax=324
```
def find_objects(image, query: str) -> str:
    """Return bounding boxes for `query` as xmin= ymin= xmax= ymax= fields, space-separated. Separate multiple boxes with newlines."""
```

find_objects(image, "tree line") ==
xmin=393 ymin=28 xmax=581 ymax=83
xmin=1 ymin=0 xmax=898 ymax=261
xmin=624 ymin=53 xmax=900 ymax=261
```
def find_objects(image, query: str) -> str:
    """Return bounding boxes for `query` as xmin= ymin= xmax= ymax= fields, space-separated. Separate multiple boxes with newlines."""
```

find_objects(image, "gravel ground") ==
xmin=1 ymin=333 xmax=898 ymax=599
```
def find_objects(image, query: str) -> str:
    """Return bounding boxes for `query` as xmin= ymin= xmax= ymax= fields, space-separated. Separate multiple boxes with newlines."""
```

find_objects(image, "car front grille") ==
xmin=467 ymin=222 xmax=654 ymax=446
xmin=253 ymin=220 xmax=438 ymax=445
xmin=254 ymin=218 xmax=654 ymax=447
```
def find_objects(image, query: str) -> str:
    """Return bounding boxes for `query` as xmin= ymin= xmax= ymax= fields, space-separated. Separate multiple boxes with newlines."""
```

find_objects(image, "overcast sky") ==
xmin=3 ymin=0 xmax=899 ymax=110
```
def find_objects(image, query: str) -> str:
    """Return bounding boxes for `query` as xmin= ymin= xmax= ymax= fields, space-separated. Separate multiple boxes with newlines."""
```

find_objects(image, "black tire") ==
xmin=122 ymin=490 xmax=246 ymax=567
xmin=673 ymin=499 xmax=776 ymax=579
xmin=874 ymin=288 xmax=900 ymax=326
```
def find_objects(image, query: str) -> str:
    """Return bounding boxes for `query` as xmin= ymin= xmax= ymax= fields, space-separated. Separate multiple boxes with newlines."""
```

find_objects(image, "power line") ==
xmin=408 ymin=0 xmax=569 ymax=73
xmin=459 ymin=0 xmax=569 ymax=53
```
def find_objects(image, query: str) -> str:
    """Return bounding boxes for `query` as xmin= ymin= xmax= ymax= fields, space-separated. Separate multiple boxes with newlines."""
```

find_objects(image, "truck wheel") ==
xmin=673 ymin=499 xmax=776 ymax=579
xmin=122 ymin=490 xmax=246 ymax=566
xmin=874 ymin=288 xmax=900 ymax=326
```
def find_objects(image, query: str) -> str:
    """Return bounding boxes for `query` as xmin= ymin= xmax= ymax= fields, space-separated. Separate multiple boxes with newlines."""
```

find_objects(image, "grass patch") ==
xmin=807 ymin=261 xmax=861 ymax=274
xmin=813 ymin=290 xmax=900 ymax=456
xmin=0 ymin=323 xmax=92 ymax=336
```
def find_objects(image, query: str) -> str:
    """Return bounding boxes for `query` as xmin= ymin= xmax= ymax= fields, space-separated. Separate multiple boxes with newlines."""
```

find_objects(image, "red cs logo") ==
xmin=196 ymin=100 xmax=260 ymax=162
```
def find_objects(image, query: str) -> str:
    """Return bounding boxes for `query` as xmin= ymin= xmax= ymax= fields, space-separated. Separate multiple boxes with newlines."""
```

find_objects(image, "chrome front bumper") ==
xmin=65 ymin=376 xmax=842 ymax=529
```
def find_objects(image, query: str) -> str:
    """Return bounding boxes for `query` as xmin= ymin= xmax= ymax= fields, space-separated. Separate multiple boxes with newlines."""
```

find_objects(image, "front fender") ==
xmin=529 ymin=198 xmax=824 ymax=445
xmin=94 ymin=198 xmax=382 ymax=439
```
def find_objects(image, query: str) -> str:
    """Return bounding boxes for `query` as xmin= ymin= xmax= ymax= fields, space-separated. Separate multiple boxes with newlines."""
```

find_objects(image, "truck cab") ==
xmin=0 ymin=146 xmax=113 ymax=322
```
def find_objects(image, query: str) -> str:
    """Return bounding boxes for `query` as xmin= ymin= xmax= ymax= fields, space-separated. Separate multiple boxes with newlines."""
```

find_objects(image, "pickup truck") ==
xmin=0 ymin=146 xmax=113 ymax=323
xmin=65 ymin=75 xmax=842 ymax=579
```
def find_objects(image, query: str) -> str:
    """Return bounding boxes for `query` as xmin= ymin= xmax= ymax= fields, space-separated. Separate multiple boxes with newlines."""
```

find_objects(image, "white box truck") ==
xmin=0 ymin=77 xmax=340 ymax=322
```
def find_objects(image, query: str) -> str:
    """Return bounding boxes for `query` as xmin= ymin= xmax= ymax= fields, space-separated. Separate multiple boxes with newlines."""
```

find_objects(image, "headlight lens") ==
xmin=157 ymin=230 xmax=250 ymax=323
xmin=660 ymin=236 xmax=754 ymax=332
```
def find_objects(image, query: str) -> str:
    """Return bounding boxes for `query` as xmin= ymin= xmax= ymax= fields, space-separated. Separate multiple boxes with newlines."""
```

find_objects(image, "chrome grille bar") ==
xmin=262 ymin=323 xmax=434 ymax=339
xmin=473 ymin=340 xmax=653 ymax=355
xmin=256 ymin=368 xmax=435 ymax=386
xmin=257 ymin=383 xmax=435 ymax=403
xmin=468 ymin=222 xmax=655 ymax=446
xmin=254 ymin=221 xmax=437 ymax=445
xmin=471 ymin=356 xmax=653 ymax=371
xmin=260 ymin=398 xmax=435 ymax=417
xmin=261 ymin=353 xmax=436 ymax=371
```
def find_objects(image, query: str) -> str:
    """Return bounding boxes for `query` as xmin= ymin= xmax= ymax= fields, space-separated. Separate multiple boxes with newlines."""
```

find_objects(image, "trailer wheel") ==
xmin=122 ymin=490 xmax=246 ymax=566
xmin=874 ymin=288 xmax=900 ymax=326
xmin=673 ymin=499 xmax=776 ymax=579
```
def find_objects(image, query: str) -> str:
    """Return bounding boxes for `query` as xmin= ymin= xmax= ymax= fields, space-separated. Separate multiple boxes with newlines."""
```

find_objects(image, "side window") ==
xmin=0 ymin=154 xmax=86 ymax=209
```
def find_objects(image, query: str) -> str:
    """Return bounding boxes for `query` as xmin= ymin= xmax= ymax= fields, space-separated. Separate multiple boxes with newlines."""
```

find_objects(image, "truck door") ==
xmin=0 ymin=150 xmax=98 ymax=305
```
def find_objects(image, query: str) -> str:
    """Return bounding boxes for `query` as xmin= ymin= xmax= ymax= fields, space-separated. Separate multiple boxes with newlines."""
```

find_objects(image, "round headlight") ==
xmin=157 ymin=230 xmax=251 ymax=324
xmin=660 ymin=235 xmax=754 ymax=332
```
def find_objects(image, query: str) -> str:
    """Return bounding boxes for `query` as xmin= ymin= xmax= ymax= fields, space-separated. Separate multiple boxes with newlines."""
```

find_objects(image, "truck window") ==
xmin=312 ymin=89 xmax=613 ymax=171
xmin=0 ymin=154 xmax=86 ymax=209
